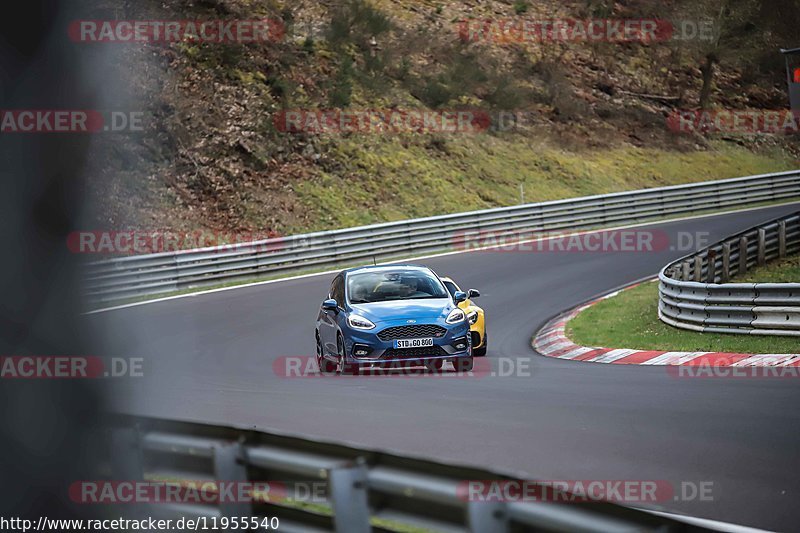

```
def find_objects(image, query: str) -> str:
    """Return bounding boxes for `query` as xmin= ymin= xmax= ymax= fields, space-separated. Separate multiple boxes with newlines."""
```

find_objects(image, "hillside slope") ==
xmin=85 ymin=0 xmax=799 ymax=237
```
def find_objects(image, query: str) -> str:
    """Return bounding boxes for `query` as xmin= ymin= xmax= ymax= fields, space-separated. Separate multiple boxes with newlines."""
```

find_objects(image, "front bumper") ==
xmin=342 ymin=319 xmax=471 ymax=367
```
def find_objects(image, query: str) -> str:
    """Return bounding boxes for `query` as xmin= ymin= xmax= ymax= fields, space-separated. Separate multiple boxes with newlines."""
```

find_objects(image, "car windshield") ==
xmin=348 ymin=270 xmax=449 ymax=304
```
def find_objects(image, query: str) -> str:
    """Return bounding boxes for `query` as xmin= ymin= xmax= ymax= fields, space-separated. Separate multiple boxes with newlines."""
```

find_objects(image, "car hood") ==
xmin=350 ymin=299 xmax=454 ymax=323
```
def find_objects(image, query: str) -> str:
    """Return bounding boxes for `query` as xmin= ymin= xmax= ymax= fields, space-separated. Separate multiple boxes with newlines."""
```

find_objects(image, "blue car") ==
xmin=315 ymin=265 xmax=473 ymax=374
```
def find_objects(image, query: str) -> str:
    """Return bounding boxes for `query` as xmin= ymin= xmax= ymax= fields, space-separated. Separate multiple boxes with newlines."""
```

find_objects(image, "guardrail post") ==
xmin=111 ymin=427 xmax=143 ymax=480
xmin=681 ymin=261 xmax=690 ymax=281
xmin=213 ymin=440 xmax=250 ymax=517
xmin=468 ymin=501 xmax=509 ymax=532
xmin=110 ymin=427 xmax=154 ymax=519
xmin=329 ymin=458 xmax=370 ymax=533
xmin=721 ymin=243 xmax=731 ymax=282
xmin=706 ymin=250 xmax=717 ymax=283
xmin=757 ymin=229 xmax=767 ymax=266
xmin=693 ymin=256 xmax=703 ymax=282
xmin=778 ymin=221 xmax=787 ymax=258
xmin=739 ymin=236 xmax=748 ymax=275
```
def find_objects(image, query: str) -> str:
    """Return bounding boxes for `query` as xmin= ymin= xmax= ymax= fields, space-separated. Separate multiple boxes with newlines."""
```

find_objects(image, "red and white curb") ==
xmin=533 ymin=287 xmax=800 ymax=366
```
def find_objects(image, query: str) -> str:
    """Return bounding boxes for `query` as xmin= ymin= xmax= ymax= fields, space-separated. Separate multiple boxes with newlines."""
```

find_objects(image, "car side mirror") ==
xmin=322 ymin=299 xmax=338 ymax=312
xmin=468 ymin=289 xmax=481 ymax=299
xmin=453 ymin=291 xmax=467 ymax=304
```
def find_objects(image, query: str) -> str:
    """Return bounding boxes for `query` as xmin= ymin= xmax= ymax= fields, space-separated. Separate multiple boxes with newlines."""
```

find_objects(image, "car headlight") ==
xmin=467 ymin=310 xmax=478 ymax=325
xmin=446 ymin=308 xmax=466 ymax=324
xmin=348 ymin=314 xmax=376 ymax=330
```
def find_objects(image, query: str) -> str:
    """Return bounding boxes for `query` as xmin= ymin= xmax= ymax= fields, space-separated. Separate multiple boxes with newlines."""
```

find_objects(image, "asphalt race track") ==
xmin=88 ymin=203 xmax=800 ymax=531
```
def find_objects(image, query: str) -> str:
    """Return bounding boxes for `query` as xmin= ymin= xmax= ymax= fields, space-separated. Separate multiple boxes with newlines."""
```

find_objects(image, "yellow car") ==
xmin=440 ymin=276 xmax=487 ymax=357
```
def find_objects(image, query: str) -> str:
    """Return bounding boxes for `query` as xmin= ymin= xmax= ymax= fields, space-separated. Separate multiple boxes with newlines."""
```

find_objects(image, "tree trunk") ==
xmin=699 ymin=54 xmax=716 ymax=110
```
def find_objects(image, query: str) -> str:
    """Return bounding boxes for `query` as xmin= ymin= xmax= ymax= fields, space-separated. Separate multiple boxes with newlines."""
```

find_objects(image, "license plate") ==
xmin=394 ymin=338 xmax=434 ymax=349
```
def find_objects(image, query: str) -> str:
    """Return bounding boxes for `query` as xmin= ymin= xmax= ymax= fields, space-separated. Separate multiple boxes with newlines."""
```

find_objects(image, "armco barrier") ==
xmin=103 ymin=415 xmax=713 ymax=532
xmin=84 ymin=170 xmax=800 ymax=304
xmin=659 ymin=211 xmax=800 ymax=336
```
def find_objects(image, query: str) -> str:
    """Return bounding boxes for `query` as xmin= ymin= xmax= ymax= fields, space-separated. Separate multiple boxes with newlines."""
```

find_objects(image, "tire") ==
xmin=424 ymin=359 xmax=444 ymax=373
xmin=316 ymin=332 xmax=336 ymax=374
xmin=473 ymin=332 xmax=487 ymax=357
xmin=453 ymin=357 xmax=474 ymax=372
xmin=336 ymin=335 xmax=358 ymax=375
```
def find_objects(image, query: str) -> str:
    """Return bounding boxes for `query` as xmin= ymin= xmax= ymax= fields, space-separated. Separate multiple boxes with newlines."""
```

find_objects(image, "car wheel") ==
xmin=336 ymin=335 xmax=358 ymax=375
xmin=453 ymin=357 xmax=474 ymax=372
xmin=316 ymin=332 xmax=336 ymax=374
xmin=424 ymin=359 xmax=444 ymax=373
xmin=473 ymin=333 xmax=487 ymax=357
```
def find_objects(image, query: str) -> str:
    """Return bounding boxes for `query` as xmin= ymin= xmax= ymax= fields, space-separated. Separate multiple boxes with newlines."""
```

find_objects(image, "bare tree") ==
xmin=670 ymin=0 xmax=787 ymax=109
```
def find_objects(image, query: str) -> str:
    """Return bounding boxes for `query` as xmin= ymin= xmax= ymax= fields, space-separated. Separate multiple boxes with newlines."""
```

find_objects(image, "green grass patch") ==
xmin=292 ymin=138 xmax=796 ymax=234
xmin=566 ymin=281 xmax=799 ymax=354
xmin=735 ymin=253 xmax=800 ymax=283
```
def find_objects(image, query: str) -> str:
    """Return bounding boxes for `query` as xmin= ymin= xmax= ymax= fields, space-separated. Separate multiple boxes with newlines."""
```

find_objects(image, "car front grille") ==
xmin=377 ymin=324 xmax=447 ymax=341
xmin=382 ymin=346 xmax=448 ymax=359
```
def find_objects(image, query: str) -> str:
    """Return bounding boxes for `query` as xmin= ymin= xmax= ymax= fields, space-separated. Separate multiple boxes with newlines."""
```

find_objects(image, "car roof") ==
xmin=341 ymin=264 xmax=432 ymax=276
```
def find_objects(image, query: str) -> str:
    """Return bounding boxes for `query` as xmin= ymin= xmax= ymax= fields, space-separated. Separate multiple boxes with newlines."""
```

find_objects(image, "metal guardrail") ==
xmin=84 ymin=170 xmax=800 ymax=304
xmin=659 ymin=211 xmax=800 ymax=336
xmin=105 ymin=415 xmax=712 ymax=532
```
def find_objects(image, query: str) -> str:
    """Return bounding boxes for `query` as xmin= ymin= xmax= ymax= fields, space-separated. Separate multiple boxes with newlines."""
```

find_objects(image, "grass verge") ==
xmin=735 ymin=253 xmax=800 ymax=283
xmin=293 ymin=139 xmax=797 ymax=233
xmin=566 ymin=281 xmax=799 ymax=354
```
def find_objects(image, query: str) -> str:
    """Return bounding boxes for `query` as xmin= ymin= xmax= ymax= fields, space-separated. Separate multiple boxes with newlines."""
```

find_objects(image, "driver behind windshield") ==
xmin=349 ymin=270 xmax=447 ymax=303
